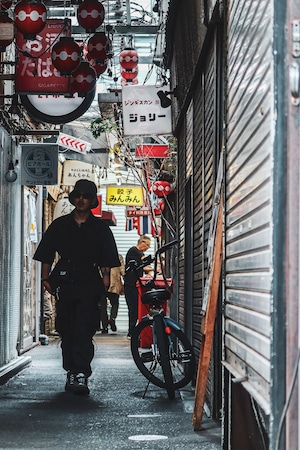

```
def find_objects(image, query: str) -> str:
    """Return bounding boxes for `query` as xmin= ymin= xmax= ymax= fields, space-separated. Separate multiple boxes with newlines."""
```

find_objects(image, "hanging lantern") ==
xmin=0 ymin=12 xmax=14 ymax=51
xmin=51 ymin=37 xmax=81 ymax=76
xmin=0 ymin=0 xmax=12 ymax=11
xmin=121 ymin=76 xmax=138 ymax=86
xmin=77 ymin=0 xmax=105 ymax=33
xmin=154 ymin=199 xmax=165 ymax=215
xmin=152 ymin=180 xmax=172 ymax=197
xmin=14 ymin=0 xmax=47 ymax=40
xmin=70 ymin=61 xmax=97 ymax=96
xmin=87 ymin=32 xmax=108 ymax=62
xmin=119 ymin=48 xmax=138 ymax=70
xmin=121 ymin=66 xmax=138 ymax=81
xmin=87 ymin=56 xmax=108 ymax=77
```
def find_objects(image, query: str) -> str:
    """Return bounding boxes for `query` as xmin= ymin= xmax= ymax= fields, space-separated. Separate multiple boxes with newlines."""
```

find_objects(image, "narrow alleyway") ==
xmin=0 ymin=332 xmax=221 ymax=450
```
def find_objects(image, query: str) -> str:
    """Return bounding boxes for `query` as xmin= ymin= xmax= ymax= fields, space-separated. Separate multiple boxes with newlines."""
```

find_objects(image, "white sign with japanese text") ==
xmin=122 ymin=85 xmax=172 ymax=136
xmin=62 ymin=160 xmax=97 ymax=186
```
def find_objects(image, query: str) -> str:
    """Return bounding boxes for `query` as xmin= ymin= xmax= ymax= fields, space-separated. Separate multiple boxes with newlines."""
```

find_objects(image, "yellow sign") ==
xmin=106 ymin=185 xmax=144 ymax=206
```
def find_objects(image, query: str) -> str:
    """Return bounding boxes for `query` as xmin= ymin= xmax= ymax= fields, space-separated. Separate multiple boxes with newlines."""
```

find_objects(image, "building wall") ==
xmin=171 ymin=1 xmax=224 ymax=419
xmin=0 ymin=130 xmax=23 ymax=369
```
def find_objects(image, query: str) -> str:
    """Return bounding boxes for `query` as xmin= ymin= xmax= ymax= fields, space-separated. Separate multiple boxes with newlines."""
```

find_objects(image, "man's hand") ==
xmin=42 ymin=280 xmax=54 ymax=295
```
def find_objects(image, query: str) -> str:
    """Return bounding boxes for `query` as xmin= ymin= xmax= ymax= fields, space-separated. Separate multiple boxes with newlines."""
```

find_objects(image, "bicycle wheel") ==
xmin=154 ymin=314 xmax=175 ymax=399
xmin=131 ymin=317 xmax=196 ymax=391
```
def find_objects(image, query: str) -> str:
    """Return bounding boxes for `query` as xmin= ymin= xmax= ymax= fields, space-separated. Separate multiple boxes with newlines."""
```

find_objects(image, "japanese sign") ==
xmin=126 ymin=205 xmax=151 ymax=216
xmin=57 ymin=132 xmax=92 ymax=154
xmin=21 ymin=144 xmax=58 ymax=186
xmin=62 ymin=160 xmax=96 ymax=186
xmin=15 ymin=19 xmax=71 ymax=94
xmin=122 ymin=85 xmax=172 ymax=136
xmin=53 ymin=197 xmax=74 ymax=220
xmin=106 ymin=186 xmax=144 ymax=206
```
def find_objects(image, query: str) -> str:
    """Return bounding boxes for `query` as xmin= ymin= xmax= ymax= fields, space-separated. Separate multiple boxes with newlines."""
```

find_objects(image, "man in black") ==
xmin=124 ymin=235 xmax=152 ymax=338
xmin=34 ymin=179 xmax=120 ymax=395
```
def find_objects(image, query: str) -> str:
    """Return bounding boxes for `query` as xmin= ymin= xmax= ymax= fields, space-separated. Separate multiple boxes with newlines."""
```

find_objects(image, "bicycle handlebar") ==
xmin=126 ymin=239 xmax=178 ymax=274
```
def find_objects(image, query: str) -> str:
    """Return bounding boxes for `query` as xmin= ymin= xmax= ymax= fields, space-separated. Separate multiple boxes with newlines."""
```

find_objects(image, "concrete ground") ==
xmin=0 ymin=332 xmax=221 ymax=450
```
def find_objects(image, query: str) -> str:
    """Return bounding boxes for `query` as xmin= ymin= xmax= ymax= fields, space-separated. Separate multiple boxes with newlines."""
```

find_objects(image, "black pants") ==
xmin=101 ymin=292 xmax=119 ymax=329
xmin=124 ymin=284 xmax=138 ymax=336
xmin=55 ymin=288 xmax=101 ymax=377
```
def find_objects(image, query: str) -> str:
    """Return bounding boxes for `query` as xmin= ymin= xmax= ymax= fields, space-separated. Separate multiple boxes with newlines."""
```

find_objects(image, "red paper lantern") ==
xmin=121 ymin=76 xmax=138 ymax=86
xmin=121 ymin=66 xmax=138 ymax=81
xmin=119 ymin=48 xmax=138 ymax=70
xmin=77 ymin=0 xmax=105 ymax=33
xmin=52 ymin=37 xmax=81 ymax=76
xmin=87 ymin=32 xmax=108 ymax=62
xmin=0 ymin=12 xmax=14 ymax=51
xmin=14 ymin=0 xmax=47 ymax=40
xmin=70 ymin=61 xmax=97 ymax=96
xmin=154 ymin=199 xmax=165 ymax=215
xmin=152 ymin=180 xmax=172 ymax=197
xmin=87 ymin=57 xmax=108 ymax=77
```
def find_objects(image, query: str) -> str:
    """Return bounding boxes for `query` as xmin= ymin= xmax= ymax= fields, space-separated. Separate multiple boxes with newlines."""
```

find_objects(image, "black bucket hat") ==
xmin=69 ymin=179 xmax=99 ymax=209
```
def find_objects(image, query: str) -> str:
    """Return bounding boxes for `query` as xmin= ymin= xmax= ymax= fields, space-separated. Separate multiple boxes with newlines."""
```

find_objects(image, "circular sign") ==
xmin=20 ymin=88 xmax=95 ymax=124
xmin=23 ymin=145 xmax=55 ymax=179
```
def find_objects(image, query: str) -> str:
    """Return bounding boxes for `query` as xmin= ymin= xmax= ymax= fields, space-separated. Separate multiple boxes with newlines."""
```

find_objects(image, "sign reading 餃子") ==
xmin=57 ymin=132 xmax=92 ymax=154
xmin=15 ymin=19 xmax=71 ymax=94
xmin=21 ymin=144 xmax=58 ymax=186
xmin=62 ymin=160 xmax=96 ymax=186
xmin=106 ymin=185 xmax=144 ymax=206
xmin=122 ymin=85 xmax=172 ymax=136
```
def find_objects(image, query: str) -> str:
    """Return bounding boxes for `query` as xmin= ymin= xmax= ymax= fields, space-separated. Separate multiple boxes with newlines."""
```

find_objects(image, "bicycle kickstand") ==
xmin=142 ymin=378 xmax=152 ymax=399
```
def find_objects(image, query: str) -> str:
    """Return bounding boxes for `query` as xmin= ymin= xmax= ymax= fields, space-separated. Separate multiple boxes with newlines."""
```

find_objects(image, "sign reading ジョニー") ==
xmin=106 ymin=186 xmax=144 ymax=206
xmin=122 ymin=85 xmax=172 ymax=136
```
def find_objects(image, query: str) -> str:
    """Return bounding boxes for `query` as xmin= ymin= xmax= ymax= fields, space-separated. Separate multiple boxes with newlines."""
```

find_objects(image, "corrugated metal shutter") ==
xmin=225 ymin=0 xmax=273 ymax=409
xmin=177 ymin=29 xmax=222 ymax=416
xmin=0 ymin=132 xmax=22 ymax=366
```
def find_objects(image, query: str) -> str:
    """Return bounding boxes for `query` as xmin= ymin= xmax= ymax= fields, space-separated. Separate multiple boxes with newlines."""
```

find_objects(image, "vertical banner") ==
xmin=122 ymin=85 xmax=172 ymax=136
xmin=15 ymin=19 xmax=71 ymax=94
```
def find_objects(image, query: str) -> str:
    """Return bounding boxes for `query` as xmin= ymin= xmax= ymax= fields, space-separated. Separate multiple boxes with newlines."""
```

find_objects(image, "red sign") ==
xmin=126 ymin=205 xmax=151 ymax=217
xmin=91 ymin=195 xmax=102 ymax=217
xmin=15 ymin=19 xmax=71 ymax=94
xmin=57 ymin=132 xmax=91 ymax=154
xmin=135 ymin=144 xmax=170 ymax=159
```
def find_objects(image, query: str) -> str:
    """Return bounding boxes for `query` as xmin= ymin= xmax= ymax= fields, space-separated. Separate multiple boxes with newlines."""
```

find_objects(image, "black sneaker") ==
xmin=109 ymin=319 xmax=117 ymax=332
xmin=65 ymin=371 xmax=76 ymax=392
xmin=73 ymin=373 xmax=90 ymax=396
xmin=101 ymin=328 xmax=108 ymax=334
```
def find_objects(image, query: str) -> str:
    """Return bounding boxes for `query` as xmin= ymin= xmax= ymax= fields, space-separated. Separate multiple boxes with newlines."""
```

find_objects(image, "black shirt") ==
xmin=124 ymin=246 xmax=144 ymax=286
xmin=33 ymin=211 xmax=120 ymax=279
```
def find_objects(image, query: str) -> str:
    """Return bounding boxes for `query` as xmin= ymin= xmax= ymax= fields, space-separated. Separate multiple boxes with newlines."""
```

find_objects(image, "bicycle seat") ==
xmin=142 ymin=288 xmax=171 ymax=305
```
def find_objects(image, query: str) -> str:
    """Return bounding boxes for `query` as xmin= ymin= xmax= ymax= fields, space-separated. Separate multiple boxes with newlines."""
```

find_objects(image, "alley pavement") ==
xmin=0 ymin=332 xmax=221 ymax=450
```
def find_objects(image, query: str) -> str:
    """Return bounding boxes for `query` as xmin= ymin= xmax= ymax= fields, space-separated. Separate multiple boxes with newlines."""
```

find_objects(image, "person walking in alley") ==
xmin=101 ymin=254 xmax=125 ymax=333
xmin=124 ymin=235 xmax=153 ymax=338
xmin=33 ymin=179 xmax=120 ymax=396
